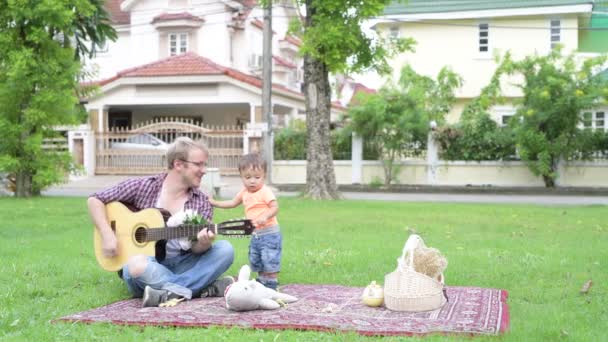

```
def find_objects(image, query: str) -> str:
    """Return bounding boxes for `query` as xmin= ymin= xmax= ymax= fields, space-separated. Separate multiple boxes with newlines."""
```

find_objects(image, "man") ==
xmin=87 ymin=137 xmax=234 ymax=307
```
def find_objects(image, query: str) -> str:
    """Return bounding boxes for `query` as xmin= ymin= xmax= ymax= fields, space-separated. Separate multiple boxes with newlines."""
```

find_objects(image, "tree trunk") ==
xmin=15 ymin=128 xmax=34 ymax=197
xmin=302 ymin=54 xmax=340 ymax=199
xmin=543 ymin=158 xmax=559 ymax=188
xmin=542 ymin=174 xmax=555 ymax=188
xmin=383 ymin=159 xmax=393 ymax=186
xmin=301 ymin=1 xmax=339 ymax=199
xmin=15 ymin=171 xmax=33 ymax=197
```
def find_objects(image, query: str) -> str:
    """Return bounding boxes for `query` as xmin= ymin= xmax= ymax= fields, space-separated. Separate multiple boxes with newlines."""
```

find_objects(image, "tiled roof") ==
xmin=280 ymin=35 xmax=302 ymax=47
xmin=90 ymin=52 xmax=303 ymax=97
xmin=353 ymin=83 xmax=376 ymax=95
xmin=348 ymin=83 xmax=377 ymax=106
xmin=384 ymin=0 xmax=593 ymax=15
xmin=273 ymin=55 xmax=296 ymax=68
xmin=235 ymin=0 xmax=257 ymax=20
xmin=251 ymin=19 xmax=276 ymax=33
xmin=251 ymin=19 xmax=264 ymax=29
xmin=88 ymin=52 xmax=346 ymax=111
xmin=105 ymin=0 xmax=130 ymax=25
xmin=152 ymin=12 xmax=204 ymax=23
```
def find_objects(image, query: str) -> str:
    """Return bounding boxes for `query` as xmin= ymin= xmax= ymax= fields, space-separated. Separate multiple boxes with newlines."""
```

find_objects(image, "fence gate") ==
xmin=95 ymin=118 xmax=244 ymax=175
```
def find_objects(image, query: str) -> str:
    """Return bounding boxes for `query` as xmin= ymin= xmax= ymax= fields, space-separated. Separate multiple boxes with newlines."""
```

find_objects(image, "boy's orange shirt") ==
xmin=238 ymin=185 xmax=278 ymax=229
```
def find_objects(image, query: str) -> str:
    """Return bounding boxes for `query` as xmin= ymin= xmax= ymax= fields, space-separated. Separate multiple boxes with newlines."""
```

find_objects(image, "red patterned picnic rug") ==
xmin=57 ymin=284 xmax=509 ymax=336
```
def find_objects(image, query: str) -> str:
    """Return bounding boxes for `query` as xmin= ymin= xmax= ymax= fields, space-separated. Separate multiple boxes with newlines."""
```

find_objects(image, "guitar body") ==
xmin=94 ymin=202 xmax=165 ymax=272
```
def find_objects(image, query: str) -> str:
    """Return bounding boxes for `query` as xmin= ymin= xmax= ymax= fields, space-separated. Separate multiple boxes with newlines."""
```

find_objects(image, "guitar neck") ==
xmin=144 ymin=223 xmax=217 ymax=242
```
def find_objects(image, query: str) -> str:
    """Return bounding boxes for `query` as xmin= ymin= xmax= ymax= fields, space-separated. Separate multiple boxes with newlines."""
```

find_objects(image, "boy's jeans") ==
xmin=122 ymin=240 xmax=234 ymax=299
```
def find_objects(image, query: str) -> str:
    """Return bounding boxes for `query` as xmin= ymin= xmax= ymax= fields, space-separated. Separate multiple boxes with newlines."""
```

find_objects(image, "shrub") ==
xmin=274 ymin=121 xmax=366 ymax=160
xmin=435 ymin=112 xmax=517 ymax=161
xmin=571 ymin=129 xmax=608 ymax=160
xmin=274 ymin=121 xmax=307 ymax=160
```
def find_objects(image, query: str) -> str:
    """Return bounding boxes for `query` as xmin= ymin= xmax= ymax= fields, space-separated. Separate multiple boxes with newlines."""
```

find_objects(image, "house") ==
xmin=75 ymin=0 xmax=345 ymax=176
xmin=334 ymin=75 xmax=377 ymax=108
xmin=373 ymin=0 xmax=608 ymax=127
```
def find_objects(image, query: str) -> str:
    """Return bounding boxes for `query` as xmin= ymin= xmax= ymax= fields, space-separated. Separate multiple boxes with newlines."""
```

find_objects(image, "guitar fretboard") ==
xmin=138 ymin=224 xmax=216 ymax=242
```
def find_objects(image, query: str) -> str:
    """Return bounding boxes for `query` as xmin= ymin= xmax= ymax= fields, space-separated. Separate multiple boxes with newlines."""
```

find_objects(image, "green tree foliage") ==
xmin=0 ymin=0 xmax=116 ymax=197
xmin=274 ymin=120 xmax=308 ymax=160
xmin=498 ymin=48 xmax=608 ymax=187
xmin=347 ymin=65 xmax=461 ymax=185
xmin=273 ymin=120 xmax=379 ymax=160
xmin=273 ymin=0 xmax=414 ymax=199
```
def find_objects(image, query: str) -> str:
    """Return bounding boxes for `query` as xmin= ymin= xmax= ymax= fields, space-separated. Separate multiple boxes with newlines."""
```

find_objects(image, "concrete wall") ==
xmin=272 ymin=160 xmax=608 ymax=188
xmin=559 ymin=162 xmax=608 ymax=187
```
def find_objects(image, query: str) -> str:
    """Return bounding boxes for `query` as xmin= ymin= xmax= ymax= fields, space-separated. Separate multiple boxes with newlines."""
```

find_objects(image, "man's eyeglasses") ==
xmin=180 ymin=159 xmax=207 ymax=168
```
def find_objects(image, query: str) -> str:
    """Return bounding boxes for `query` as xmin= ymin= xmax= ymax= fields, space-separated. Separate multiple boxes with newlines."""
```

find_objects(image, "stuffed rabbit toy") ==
xmin=225 ymin=265 xmax=298 ymax=311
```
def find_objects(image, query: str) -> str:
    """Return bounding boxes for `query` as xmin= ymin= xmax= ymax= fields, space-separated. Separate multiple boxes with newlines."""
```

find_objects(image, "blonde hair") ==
xmin=167 ymin=137 xmax=208 ymax=169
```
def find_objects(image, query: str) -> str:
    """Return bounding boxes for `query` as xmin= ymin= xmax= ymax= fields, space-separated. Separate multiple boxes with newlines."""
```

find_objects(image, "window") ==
xmin=288 ymin=70 xmax=296 ymax=85
xmin=248 ymin=54 xmax=263 ymax=69
xmin=95 ymin=40 xmax=109 ymax=54
xmin=582 ymin=111 xmax=606 ymax=130
xmin=493 ymin=106 xmax=516 ymax=126
xmin=478 ymin=23 xmax=489 ymax=53
xmin=550 ymin=19 xmax=561 ymax=50
xmin=598 ymin=112 xmax=606 ymax=129
xmin=501 ymin=115 xmax=513 ymax=126
xmin=169 ymin=33 xmax=188 ymax=56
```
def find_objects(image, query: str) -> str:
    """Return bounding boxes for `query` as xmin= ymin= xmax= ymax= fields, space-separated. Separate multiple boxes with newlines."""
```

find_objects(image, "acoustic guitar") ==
xmin=94 ymin=201 xmax=254 ymax=271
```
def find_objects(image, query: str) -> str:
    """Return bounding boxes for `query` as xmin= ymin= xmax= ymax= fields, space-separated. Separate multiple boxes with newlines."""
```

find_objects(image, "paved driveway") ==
xmin=41 ymin=175 xmax=608 ymax=206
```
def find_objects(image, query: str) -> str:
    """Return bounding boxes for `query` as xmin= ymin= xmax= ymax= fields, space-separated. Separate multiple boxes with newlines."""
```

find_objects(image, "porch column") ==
xmin=243 ymin=103 xmax=257 ymax=154
xmin=249 ymin=102 xmax=256 ymax=124
xmin=243 ymin=130 xmax=249 ymax=154
xmin=68 ymin=129 xmax=95 ymax=177
xmin=97 ymin=107 xmax=104 ymax=132
xmin=287 ymin=107 xmax=298 ymax=126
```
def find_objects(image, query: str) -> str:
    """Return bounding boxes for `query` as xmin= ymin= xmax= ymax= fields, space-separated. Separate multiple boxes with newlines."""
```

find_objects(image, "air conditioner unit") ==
xmin=248 ymin=54 xmax=263 ymax=69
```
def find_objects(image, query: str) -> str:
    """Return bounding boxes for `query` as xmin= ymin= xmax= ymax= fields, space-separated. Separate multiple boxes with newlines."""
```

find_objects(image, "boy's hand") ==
xmin=254 ymin=216 xmax=267 ymax=226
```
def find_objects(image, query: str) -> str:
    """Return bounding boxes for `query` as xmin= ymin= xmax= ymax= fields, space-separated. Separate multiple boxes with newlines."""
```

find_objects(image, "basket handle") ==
xmin=397 ymin=234 xmax=425 ymax=271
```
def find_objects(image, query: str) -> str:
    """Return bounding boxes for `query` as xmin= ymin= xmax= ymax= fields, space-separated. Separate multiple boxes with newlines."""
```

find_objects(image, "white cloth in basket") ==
xmin=384 ymin=234 xmax=447 ymax=312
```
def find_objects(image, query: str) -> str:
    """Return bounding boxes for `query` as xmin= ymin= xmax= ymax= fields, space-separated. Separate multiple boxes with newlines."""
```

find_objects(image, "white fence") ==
xmin=271 ymin=133 xmax=608 ymax=187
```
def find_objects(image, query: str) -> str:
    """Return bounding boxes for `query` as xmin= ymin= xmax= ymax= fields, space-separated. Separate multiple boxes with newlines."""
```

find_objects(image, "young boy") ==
xmin=209 ymin=153 xmax=281 ymax=289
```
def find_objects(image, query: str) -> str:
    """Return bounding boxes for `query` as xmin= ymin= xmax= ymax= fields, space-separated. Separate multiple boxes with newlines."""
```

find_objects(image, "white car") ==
xmin=111 ymin=133 xmax=168 ymax=150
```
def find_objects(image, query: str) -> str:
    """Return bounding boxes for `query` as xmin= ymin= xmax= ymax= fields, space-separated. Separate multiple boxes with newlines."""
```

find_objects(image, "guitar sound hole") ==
xmin=134 ymin=227 xmax=147 ymax=243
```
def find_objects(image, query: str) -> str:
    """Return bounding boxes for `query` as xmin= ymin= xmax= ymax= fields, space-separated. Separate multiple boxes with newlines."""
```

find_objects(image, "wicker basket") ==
xmin=384 ymin=235 xmax=446 ymax=312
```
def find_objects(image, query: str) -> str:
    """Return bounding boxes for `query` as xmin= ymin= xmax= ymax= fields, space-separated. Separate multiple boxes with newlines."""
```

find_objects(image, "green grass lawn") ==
xmin=0 ymin=197 xmax=606 ymax=341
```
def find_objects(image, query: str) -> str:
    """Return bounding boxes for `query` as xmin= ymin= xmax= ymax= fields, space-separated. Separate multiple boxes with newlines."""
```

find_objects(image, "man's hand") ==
xmin=192 ymin=228 xmax=215 ymax=254
xmin=101 ymin=232 xmax=118 ymax=257
xmin=197 ymin=227 xmax=216 ymax=243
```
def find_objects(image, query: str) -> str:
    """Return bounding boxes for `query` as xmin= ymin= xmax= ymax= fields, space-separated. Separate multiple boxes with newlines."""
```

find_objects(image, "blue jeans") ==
xmin=122 ymin=240 xmax=234 ymax=299
xmin=249 ymin=230 xmax=282 ymax=274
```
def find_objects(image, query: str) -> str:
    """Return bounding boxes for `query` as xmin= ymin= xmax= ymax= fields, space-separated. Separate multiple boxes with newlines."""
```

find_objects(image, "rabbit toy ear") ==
xmin=238 ymin=265 xmax=251 ymax=282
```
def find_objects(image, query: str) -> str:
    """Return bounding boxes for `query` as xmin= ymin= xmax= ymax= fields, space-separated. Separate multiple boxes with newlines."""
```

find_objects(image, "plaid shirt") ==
xmin=91 ymin=173 xmax=213 ymax=222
